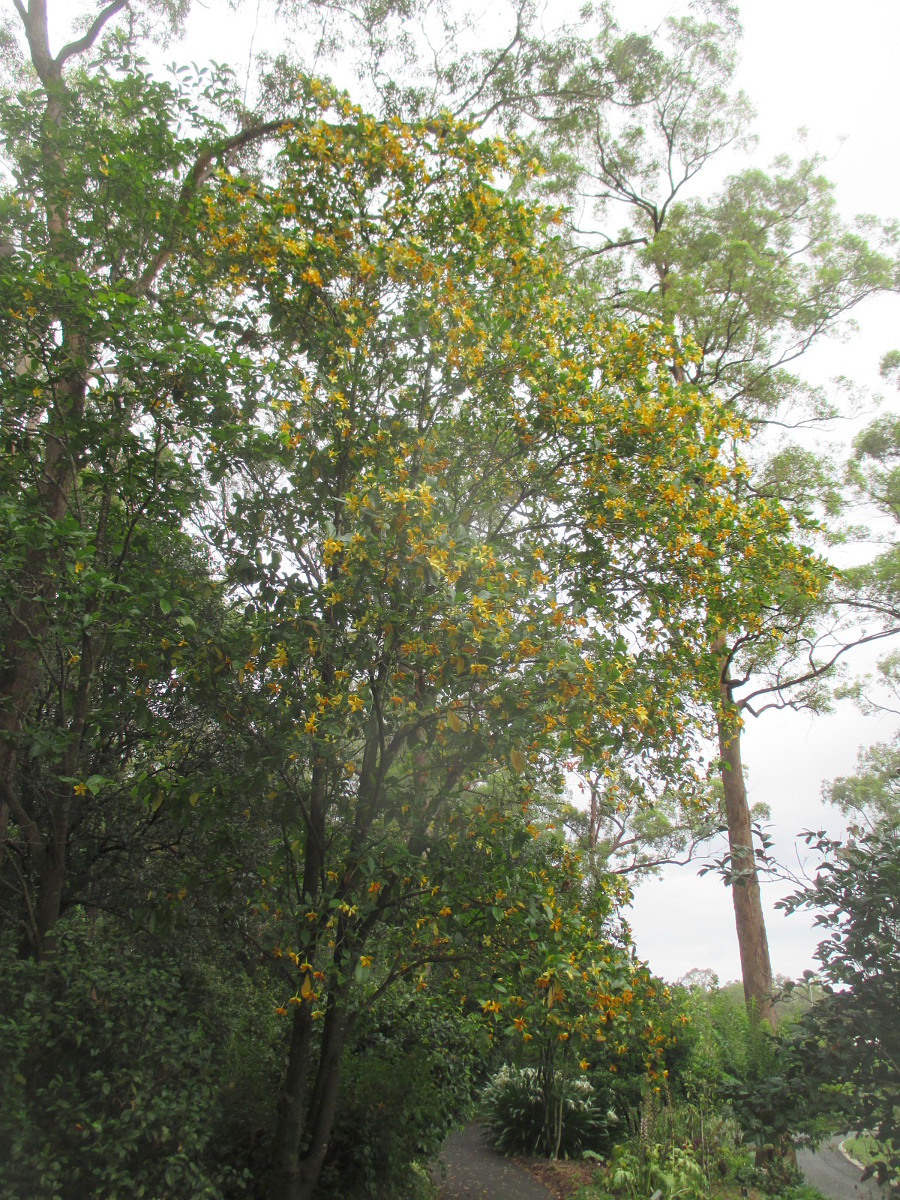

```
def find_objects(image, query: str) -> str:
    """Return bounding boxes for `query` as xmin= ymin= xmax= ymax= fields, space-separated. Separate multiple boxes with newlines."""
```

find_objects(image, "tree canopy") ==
xmin=1 ymin=2 xmax=898 ymax=1197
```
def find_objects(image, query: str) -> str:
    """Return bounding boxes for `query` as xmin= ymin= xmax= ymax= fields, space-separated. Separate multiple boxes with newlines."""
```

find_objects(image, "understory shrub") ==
xmin=609 ymin=1091 xmax=752 ymax=1198
xmin=481 ymin=1063 xmax=614 ymax=1159
xmin=605 ymin=1140 xmax=710 ymax=1200
xmin=316 ymin=994 xmax=482 ymax=1199
xmin=0 ymin=912 xmax=279 ymax=1200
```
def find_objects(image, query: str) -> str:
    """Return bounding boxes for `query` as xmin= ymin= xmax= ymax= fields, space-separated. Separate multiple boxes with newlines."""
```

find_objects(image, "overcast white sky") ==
xmin=46 ymin=0 xmax=900 ymax=984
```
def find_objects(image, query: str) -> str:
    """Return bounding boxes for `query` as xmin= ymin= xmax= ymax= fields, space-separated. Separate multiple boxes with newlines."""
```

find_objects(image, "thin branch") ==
xmin=451 ymin=6 xmax=524 ymax=120
xmin=738 ymin=626 xmax=900 ymax=714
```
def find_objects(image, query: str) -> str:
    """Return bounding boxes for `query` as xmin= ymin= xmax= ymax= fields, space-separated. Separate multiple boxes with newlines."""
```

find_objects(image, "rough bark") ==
xmin=717 ymin=671 xmax=777 ymax=1031
xmin=0 ymin=0 xmax=91 ymax=947
xmin=269 ymin=757 xmax=327 ymax=1190
xmin=291 ymin=999 xmax=351 ymax=1200
xmin=2 ymin=0 xmax=283 ymax=951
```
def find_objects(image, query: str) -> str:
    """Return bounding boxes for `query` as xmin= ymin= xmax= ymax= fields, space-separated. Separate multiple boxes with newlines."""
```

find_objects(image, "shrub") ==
xmin=316 ymin=993 xmax=482 ymax=1199
xmin=481 ymin=1064 xmax=614 ymax=1159
xmin=0 ymin=913 xmax=278 ymax=1200
xmin=605 ymin=1140 xmax=710 ymax=1200
xmin=779 ymin=818 xmax=900 ymax=1189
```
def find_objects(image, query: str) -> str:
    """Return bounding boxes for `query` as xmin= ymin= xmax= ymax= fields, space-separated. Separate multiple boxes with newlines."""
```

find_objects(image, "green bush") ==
xmin=481 ymin=1064 xmax=614 ymax=1159
xmin=779 ymin=819 xmax=900 ymax=1189
xmin=0 ymin=913 xmax=278 ymax=1200
xmin=605 ymin=1140 xmax=710 ymax=1200
xmin=619 ymin=1091 xmax=748 ymax=1190
xmin=316 ymin=994 xmax=481 ymax=1199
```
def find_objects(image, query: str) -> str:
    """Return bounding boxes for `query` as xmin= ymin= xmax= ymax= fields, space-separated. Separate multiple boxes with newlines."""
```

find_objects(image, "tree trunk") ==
xmin=271 ymin=1003 xmax=315 ymax=1197
xmin=268 ymin=992 xmax=351 ymax=1200
xmin=31 ymin=845 xmax=67 ymax=957
xmin=717 ymin=677 xmax=777 ymax=1031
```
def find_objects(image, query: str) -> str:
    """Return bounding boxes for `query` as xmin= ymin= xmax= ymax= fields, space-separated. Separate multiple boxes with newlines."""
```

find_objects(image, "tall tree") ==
xmin=5 ymin=3 xmax=892 ymax=1191
xmin=444 ymin=0 xmax=900 ymax=1027
xmin=197 ymin=81 xmax=780 ymax=1194
xmin=0 ymin=6 xmax=774 ymax=1193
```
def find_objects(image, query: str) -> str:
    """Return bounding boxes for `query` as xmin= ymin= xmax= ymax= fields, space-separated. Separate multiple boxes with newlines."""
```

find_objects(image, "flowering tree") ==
xmin=0 ymin=4 xmax=845 ymax=1196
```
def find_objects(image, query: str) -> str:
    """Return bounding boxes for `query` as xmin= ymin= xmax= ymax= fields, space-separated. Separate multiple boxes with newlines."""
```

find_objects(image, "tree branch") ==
xmin=738 ymin=625 xmax=900 ymax=714
xmin=56 ymin=0 xmax=129 ymax=69
xmin=136 ymin=118 xmax=290 ymax=293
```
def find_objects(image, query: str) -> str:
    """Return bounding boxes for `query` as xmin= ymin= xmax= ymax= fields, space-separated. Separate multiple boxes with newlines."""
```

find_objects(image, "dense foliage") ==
xmin=0 ymin=913 xmax=280 ymax=1200
xmin=0 ymin=2 xmax=898 ymax=1198
xmin=779 ymin=818 xmax=900 ymax=1188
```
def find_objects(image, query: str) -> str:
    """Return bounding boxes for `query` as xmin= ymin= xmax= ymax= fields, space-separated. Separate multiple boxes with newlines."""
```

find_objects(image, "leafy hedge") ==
xmin=317 ymin=992 xmax=484 ymax=1199
xmin=0 ymin=913 xmax=279 ymax=1200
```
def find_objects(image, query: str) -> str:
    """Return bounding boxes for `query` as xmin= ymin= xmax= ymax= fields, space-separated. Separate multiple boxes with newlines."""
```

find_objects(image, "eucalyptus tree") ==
xmin=817 ymin=411 xmax=900 ymax=827
xmin=440 ymin=0 xmax=900 ymax=1027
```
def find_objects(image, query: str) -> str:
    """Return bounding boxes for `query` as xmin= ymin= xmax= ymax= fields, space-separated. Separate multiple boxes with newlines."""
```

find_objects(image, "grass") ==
xmin=842 ymin=1133 xmax=883 ymax=1169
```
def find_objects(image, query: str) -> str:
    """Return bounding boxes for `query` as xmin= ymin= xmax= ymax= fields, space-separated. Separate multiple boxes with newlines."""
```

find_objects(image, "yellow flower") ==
xmin=73 ymin=783 xmax=87 ymax=796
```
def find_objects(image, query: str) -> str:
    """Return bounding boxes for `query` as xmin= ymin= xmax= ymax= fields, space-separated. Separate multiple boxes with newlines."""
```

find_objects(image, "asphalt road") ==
xmin=798 ymin=1136 xmax=889 ymax=1200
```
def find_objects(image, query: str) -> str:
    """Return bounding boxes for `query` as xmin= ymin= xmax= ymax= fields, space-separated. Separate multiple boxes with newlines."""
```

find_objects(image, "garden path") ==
xmin=798 ymin=1136 xmax=891 ymax=1200
xmin=431 ymin=1123 xmax=554 ymax=1200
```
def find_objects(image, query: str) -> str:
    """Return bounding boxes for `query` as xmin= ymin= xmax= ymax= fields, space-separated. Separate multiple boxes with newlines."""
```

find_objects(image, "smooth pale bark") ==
xmin=676 ymin=334 xmax=775 ymax=1029
xmin=717 ymin=671 xmax=777 ymax=1031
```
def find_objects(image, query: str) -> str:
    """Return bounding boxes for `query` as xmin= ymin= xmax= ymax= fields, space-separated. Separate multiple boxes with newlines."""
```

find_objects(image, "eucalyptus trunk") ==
xmin=717 ymin=674 xmax=777 ymax=1031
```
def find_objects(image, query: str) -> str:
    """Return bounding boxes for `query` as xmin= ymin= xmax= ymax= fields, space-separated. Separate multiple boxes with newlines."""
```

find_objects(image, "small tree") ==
xmin=779 ymin=817 xmax=900 ymax=1188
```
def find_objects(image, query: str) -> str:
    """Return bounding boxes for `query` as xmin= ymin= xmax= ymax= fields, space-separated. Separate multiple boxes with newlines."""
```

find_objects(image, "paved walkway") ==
xmin=798 ymin=1136 xmax=891 ymax=1200
xmin=433 ymin=1125 xmax=894 ymax=1200
xmin=431 ymin=1124 xmax=553 ymax=1200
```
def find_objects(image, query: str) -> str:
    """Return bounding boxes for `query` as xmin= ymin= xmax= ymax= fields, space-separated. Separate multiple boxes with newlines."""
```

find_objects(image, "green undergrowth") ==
xmin=842 ymin=1133 xmax=884 ymax=1168
xmin=573 ymin=1176 xmax=832 ymax=1200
